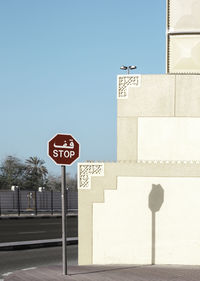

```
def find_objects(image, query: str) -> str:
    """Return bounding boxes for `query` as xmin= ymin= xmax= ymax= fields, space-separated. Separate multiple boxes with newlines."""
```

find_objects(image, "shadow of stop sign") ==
xmin=48 ymin=134 xmax=80 ymax=165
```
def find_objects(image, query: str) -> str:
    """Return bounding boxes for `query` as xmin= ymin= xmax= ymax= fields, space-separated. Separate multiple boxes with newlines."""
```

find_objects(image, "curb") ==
xmin=0 ymin=237 xmax=78 ymax=251
xmin=0 ymin=214 xmax=77 ymax=220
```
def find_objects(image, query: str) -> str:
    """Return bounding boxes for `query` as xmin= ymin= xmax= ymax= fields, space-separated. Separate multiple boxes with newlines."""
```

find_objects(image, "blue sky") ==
xmin=0 ymin=0 xmax=166 ymax=176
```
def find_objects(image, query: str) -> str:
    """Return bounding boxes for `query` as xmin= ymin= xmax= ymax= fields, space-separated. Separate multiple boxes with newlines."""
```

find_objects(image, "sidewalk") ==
xmin=3 ymin=264 xmax=200 ymax=281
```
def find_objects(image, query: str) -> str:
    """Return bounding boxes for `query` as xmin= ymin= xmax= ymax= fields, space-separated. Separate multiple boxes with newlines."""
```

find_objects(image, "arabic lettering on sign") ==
xmin=53 ymin=139 xmax=74 ymax=150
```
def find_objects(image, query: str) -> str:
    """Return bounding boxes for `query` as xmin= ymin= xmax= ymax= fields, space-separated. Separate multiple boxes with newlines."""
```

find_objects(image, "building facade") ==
xmin=78 ymin=0 xmax=200 ymax=265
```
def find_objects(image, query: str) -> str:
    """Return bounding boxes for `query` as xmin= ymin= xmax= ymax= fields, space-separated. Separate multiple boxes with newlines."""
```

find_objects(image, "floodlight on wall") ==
xmin=120 ymin=65 xmax=128 ymax=71
xmin=120 ymin=65 xmax=137 ymax=74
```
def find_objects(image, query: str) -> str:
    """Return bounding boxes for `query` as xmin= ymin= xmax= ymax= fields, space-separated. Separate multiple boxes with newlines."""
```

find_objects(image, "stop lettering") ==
xmin=53 ymin=150 xmax=75 ymax=158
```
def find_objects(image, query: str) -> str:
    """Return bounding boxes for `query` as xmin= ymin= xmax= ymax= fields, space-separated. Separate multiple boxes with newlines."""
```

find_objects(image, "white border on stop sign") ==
xmin=47 ymin=132 xmax=80 ymax=166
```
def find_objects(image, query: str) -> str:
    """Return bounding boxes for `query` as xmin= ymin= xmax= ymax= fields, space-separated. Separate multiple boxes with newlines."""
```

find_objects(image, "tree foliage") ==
xmin=0 ymin=156 xmax=25 ymax=189
xmin=0 ymin=155 xmax=77 ymax=191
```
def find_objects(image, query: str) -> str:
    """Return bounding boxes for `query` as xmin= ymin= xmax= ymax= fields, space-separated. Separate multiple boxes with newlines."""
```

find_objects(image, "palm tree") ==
xmin=25 ymin=157 xmax=48 ymax=190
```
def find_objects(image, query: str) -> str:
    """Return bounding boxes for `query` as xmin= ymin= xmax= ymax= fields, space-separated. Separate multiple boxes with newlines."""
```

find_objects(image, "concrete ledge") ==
xmin=0 ymin=214 xmax=77 ymax=220
xmin=0 ymin=237 xmax=78 ymax=251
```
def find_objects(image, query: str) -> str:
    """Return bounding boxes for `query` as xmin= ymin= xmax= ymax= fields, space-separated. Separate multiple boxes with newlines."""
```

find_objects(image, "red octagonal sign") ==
xmin=48 ymin=134 xmax=80 ymax=165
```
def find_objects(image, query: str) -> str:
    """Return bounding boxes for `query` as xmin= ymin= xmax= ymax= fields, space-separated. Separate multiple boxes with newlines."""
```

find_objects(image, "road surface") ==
xmin=0 ymin=245 xmax=77 ymax=278
xmin=0 ymin=216 xmax=77 ymax=243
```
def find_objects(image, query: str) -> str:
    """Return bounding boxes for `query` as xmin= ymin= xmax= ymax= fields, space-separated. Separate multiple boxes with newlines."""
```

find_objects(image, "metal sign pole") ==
xmin=61 ymin=165 xmax=67 ymax=275
xmin=48 ymin=133 xmax=79 ymax=276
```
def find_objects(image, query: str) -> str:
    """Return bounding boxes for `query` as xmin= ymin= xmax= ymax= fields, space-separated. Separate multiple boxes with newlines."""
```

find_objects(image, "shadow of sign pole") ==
xmin=148 ymin=184 xmax=164 ymax=265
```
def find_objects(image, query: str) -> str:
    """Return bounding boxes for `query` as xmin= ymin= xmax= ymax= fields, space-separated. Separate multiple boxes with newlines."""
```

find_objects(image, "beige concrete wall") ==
xmin=78 ymin=162 xmax=200 ymax=265
xmin=117 ymin=74 xmax=175 ymax=161
xmin=93 ymin=176 xmax=200 ymax=265
xmin=117 ymin=74 xmax=200 ymax=118
xmin=79 ymin=73 xmax=200 ymax=263
xmin=93 ymin=177 xmax=151 ymax=264
xmin=117 ymin=117 xmax=138 ymax=161
xmin=117 ymin=75 xmax=175 ymax=117
xmin=117 ymin=74 xmax=200 ymax=162
xmin=138 ymin=117 xmax=200 ymax=161
xmin=176 ymin=75 xmax=200 ymax=116
xmin=79 ymin=0 xmax=200 ymax=266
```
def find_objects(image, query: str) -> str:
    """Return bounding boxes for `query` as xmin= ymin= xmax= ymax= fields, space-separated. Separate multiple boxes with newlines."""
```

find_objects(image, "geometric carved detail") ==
xmin=168 ymin=34 xmax=200 ymax=74
xmin=167 ymin=0 xmax=200 ymax=74
xmin=168 ymin=0 xmax=200 ymax=32
xmin=117 ymin=75 xmax=141 ymax=99
xmin=78 ymin=163 xmax=104 ymax=190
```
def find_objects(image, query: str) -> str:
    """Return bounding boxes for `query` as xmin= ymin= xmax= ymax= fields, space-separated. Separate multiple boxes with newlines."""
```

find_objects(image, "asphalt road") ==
xmin=0 ymin=216 xmax=77 ymax=243
xmin=0 ymin=245 xmax=78 ymax=278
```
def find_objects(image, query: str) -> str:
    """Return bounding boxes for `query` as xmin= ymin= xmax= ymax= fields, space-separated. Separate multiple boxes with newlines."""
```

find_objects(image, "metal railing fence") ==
xmin=0 ymin=190 xmax=78 ymax=216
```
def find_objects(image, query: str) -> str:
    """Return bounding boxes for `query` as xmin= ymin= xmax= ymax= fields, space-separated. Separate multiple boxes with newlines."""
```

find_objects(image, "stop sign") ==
xmin=48 ymin=134 xmax=80 ymax=165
